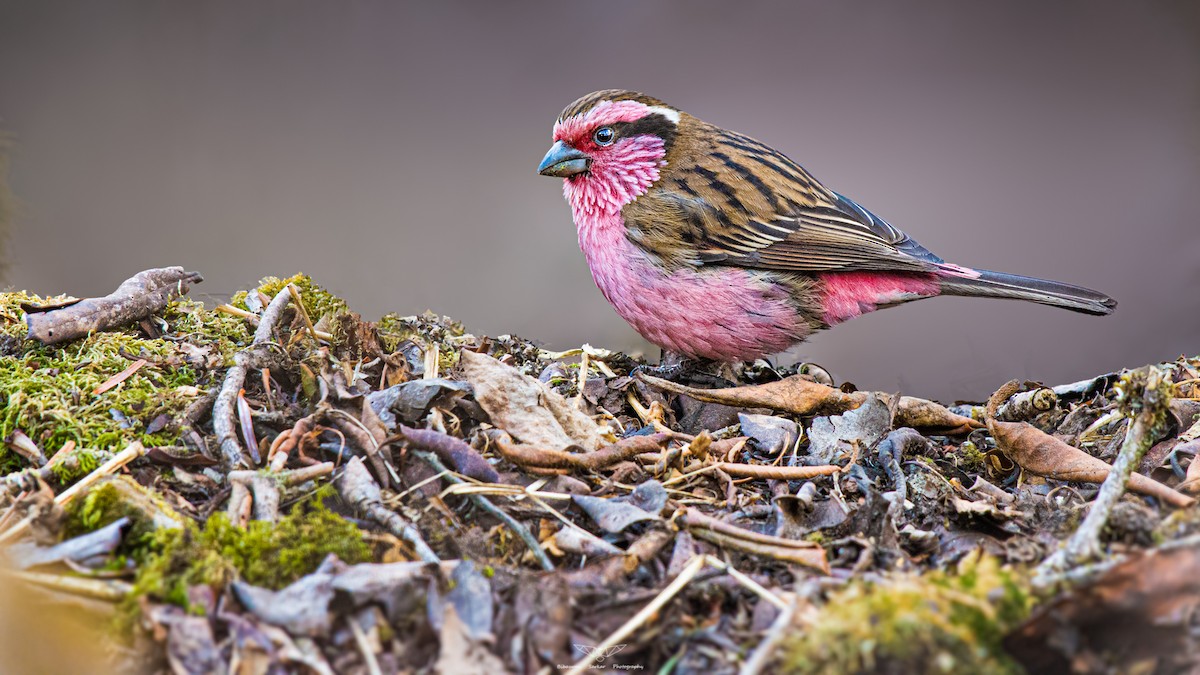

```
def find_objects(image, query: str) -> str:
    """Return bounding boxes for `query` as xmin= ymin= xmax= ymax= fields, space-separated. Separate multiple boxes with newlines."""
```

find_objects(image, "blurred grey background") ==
xmin=0 ymin=1 xmax=1197 ymax=401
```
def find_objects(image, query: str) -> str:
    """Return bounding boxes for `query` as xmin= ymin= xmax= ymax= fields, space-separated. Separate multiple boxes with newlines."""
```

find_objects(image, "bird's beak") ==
xmin=537 ymin=140 xmax=591 ymax=178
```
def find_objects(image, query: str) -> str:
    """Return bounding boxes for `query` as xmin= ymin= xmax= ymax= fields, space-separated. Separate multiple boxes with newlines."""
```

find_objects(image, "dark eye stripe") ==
xmin=609 ymin=114 xmax=678 ymax=151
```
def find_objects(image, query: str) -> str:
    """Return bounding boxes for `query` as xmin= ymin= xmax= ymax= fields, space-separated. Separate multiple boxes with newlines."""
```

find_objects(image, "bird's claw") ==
xmin=632 ymin=361 xmax=686 ymax=381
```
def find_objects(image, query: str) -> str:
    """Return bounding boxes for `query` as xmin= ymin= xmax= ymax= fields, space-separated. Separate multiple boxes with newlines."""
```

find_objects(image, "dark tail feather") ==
xmin=938 ymin=269 xmax=1116 ymax=316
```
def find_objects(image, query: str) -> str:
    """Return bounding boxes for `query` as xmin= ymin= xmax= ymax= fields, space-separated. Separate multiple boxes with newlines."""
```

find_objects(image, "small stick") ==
xmin=703 ymin=555 xmax=788 ymax=610
xmin=566 ymin=555 xmax=706 ymax=675
xmin=215 ymin=303 xmax=258 ymax=322
xmin=714 ymin=462 xmax=840 ymax=480
xmin=489 ymin=431 xmax=667 ymax=472
xmin=268 ymin=430 xmax=293 ymax=472
xmin=283 ymin=462 xmax=335 ymax=485
xmin=678 ymin=508 xmax=828 ymax=573
xmin=4 ymin=569 xmax=133 ymax=601
xmin=214 ymin=287 xmax=292 ymax=469
xmin=424 ymin=343 xmax=439 ymax=379
xmin=0 ymin=442 xmax=145 ymax=545
xmin=573 ymin=349 xmax=590 ymax=410
xmin=348 ymin=613 xmax=383 ymax=675
xmin=92 ymin=359 xmax=148 ymax=395
xmin=44 ymin=440 xmax=76 ymax=468
xmin=995 ymin=387 xmax=1058 ymax=421
xmin=286 ymin=284 xmax=320 ymax=344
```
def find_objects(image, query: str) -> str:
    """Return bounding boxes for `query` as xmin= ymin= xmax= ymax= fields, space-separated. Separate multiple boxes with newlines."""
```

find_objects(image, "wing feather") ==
xmin=623 ymin=122 xmax=946 ymax=275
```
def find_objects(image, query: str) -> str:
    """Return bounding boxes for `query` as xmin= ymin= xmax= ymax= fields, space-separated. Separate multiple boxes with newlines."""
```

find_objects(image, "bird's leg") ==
xmin=632 ymin=349 xmax=689 ymax=380
xmin=634 ymin=350 xmax=737 ymax=387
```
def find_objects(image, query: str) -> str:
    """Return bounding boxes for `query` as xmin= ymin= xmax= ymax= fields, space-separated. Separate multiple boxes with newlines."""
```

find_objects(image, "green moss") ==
xmin=128 ymin=494 xmax=370 ymax=617
xmin=49 ymin=448 xmax=103 ymax=484
xmin=64 ymin=476 xmax=183 ymax=565
xmin=956 ymin=440 xmax=987 ymax=472
xmin=161 ymin=298 xmax=253 ymax=366
xmin=0 ymin=292 xmax=251 ymax=475
xmin=779 ymin=556 xmax=1031 ymax=674
xmin=1154 ymin=506 xmax=1200 ymax=543
xmin=230 ymin=274 xmax=348 ymax=325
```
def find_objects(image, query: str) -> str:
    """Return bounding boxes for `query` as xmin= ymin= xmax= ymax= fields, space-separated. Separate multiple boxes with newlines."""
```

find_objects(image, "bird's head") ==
xmin=538 ymin=90 xmax=681 ymax=215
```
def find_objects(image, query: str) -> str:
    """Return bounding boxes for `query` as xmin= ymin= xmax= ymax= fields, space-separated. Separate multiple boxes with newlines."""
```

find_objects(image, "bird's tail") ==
xmin=937 ymin=268 xmax=1116 ymax=316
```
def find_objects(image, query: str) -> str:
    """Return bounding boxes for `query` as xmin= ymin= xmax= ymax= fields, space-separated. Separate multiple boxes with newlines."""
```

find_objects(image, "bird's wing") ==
xmin=625 ymin=127 xmax=946 ymax=274
xmin=704 ymin=192 xmax=946 ymax=273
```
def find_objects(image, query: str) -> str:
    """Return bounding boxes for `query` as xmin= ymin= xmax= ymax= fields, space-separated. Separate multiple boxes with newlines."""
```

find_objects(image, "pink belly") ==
xmin=584 ymin=237 xmax=807 ymax=361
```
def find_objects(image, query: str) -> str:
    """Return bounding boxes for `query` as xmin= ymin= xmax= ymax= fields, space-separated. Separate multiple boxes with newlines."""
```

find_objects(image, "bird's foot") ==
xmin=631 ymin=360 xmax=687 ymax=381
xmin=632 ymin=351 xmax=737 ymax=387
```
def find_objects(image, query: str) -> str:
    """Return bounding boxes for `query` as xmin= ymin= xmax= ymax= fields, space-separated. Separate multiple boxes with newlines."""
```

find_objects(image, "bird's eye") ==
xmin=593 ymin=127 xmax=615 ymax=146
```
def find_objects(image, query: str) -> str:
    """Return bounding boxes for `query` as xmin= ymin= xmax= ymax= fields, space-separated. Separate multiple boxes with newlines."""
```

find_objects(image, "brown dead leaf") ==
xmin=460 ymin=350 xmax=611 ymax=450
xmin=637 ymin=373 xmax=979 ymax=434
xmin=986 ymin=381 xmax=1194 ymax=508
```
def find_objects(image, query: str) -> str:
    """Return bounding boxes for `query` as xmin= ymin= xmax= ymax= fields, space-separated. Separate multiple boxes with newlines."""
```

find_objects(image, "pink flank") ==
xmin=819 ymin=271 xmax=940 ymax=325
xmin=579 ymin=215 xmax=808 ymax=360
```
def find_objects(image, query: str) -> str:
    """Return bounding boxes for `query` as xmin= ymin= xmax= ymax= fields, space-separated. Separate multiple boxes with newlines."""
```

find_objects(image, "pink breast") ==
xmin=578 ymin=213 xmax=807 ymax=361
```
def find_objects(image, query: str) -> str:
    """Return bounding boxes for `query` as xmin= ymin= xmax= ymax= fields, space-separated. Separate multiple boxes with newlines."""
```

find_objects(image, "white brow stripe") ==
xmin=644 ymin=105 xmax=681 ymax=124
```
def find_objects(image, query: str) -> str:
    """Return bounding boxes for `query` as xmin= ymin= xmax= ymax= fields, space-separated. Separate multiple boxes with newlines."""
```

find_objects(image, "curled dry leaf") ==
xmin=367 ymin=378 xmax=470 ymax=429
xmin=460 ymin=350 xmax=612 ymax=451
xmin=738 ymin=413 xmax=799 ymax=454
xmin=393 ymin=425 xmax=499 ymax=483
xmin=4 ymin=430 xmax=47 ymax=467
xmin=986 ymin=381 xmax=1194 ymax=508
xmin=435 ymin=604 xmax=508 ymax=675
xmin=573 ymin=494 xmax=660 ymax=534
xmin=637 ymin=373 xmax=979 ymax=434
xmin=6 ymin=517 xmax=129 ymax=570
xmin=438 ymin=561 xmax=495 ymax=641
xmin=807 ymin=395 xmax=892 ymax=464
xmin=1175 ymin=435 xmax=1200 ymax=493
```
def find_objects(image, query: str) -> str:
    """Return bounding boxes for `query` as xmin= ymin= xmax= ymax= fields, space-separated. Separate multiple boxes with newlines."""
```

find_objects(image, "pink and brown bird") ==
xmin=537 ymin=90 xmax=1115 ymax=364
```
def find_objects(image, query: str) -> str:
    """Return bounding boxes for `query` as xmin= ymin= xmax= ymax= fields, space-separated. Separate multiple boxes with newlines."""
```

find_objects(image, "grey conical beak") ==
xmin=537 ymin=140 xmax=591 ymax=177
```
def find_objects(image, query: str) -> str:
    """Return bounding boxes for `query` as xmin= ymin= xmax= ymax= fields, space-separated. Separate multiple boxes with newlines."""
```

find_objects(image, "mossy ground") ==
xmin=127 ymin=493 xmax=371 ymax=611
xmin=230 ymin=273 xmax=348 ymax=322
xmin=4 ymin=275 xmax=373 ymax=626
xmin=0 ymin=274 xmax=349 ymax=477
xmin=779 ymin=555 xmax=1032 ymax=674
xmin=0 ymin=291 xmax=250 ymax=474
xmin=4 ymin=271 xmax=1185 ymax=672
xmin=64 ymin=476 xmax=183 ymax=564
